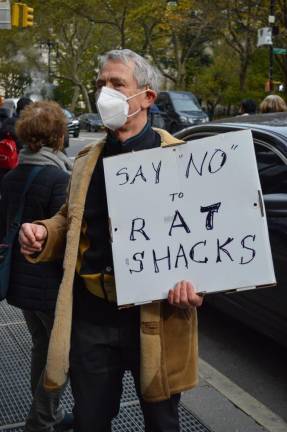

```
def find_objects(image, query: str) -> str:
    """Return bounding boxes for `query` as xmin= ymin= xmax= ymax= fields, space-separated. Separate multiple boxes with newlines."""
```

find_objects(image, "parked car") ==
xmin=156 ymin=91 xmax=209 ymax=134
xmin=1 ymin=98 xmax=18 ymax=117
xmin=63 ymin=109 xmax=80 ymax=138
xmin=78 ymin=112 xmax=103 ymax=132
xmin=149 ymin=104 xmax=167 ymax=129
xmin=174 ymin=111 xmax=287 ymax=347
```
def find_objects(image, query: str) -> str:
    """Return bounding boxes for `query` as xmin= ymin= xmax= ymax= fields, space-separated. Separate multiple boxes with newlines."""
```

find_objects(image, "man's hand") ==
xmin=19 ymin=223 xmax=48 ymax=255
xmin=168 ymin=280 xmax=203 ymax=309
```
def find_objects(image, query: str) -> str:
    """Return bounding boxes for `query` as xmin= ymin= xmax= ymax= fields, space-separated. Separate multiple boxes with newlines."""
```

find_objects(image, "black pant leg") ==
xmin=70 ymin=319 xmax=124 ymax=432
xmin=130 ymin=358 xmax=181 ymax=432
xmin=22 ymin=310 xmax=53 ymax=394
xmin=141 ymin=393 xmax=181 ymax=432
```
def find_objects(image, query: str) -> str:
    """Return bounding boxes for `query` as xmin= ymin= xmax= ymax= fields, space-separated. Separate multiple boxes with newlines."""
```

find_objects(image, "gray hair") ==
xmin=98 ymin=49 xmax=162 ymax=93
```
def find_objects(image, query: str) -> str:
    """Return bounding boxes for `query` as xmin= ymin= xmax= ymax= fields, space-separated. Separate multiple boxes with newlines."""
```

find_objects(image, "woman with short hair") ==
xmin=0 ymin=101 xmax=73 ymax=432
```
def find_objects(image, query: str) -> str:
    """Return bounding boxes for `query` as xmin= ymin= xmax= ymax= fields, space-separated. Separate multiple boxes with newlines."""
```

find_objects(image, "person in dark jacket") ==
xmin=238 ymin=98 xmax=257 ymax=115
xmin=0 ymin=107 xmax=12 ymax=185
xmin=0 ymin=101 xmax=73 ymax=432
xmin=0 ymin=106 xmax=10 ymax=128
xmin=0 ymin=97 xmax=33 ymax=185
xmin=0 ymin=96 xmax=32 ymax=149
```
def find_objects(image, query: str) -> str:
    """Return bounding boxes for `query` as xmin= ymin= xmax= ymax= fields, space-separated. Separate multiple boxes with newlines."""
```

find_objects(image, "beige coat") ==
xmin=29 ymin=129 xmax=198 ymax=402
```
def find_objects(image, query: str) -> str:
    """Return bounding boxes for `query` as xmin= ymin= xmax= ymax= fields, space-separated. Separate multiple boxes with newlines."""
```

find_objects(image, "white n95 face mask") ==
xmin=96 ymin=86 xmax=147 ymax=131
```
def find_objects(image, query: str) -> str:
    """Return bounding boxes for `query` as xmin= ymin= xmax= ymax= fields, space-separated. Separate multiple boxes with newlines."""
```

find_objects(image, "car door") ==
xmin=156 ymin=93 xmax=174 ymax=131
xmin=175 ymin=126 xmax=287 ymax=346
xmin=252 ymin=139 xmax=287 ymax=321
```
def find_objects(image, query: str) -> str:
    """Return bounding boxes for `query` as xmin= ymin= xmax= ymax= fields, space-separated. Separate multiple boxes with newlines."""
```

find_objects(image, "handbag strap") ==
xmin=13 ymin=166 xmax=45 ymax=226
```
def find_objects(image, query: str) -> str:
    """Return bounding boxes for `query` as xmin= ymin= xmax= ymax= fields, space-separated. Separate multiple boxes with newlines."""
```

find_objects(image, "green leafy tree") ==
xmin=211 ymin=0 xmax=264 ymax=91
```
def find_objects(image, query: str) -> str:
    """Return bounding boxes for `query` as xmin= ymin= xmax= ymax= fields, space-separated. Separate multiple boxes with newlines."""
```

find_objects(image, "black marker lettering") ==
xmin=186 ymin=151 xmax=208 ymax=177
xmin=116 ymin=167 xmax=129 ymax=185
xmin=130 ymin=165 xmax=147 ymax=184
xmin=240 ymin=234 xmax=256 ymax=264
xmin=175 ymin=244 xmax=188 ymax=268
xmin=153 ymin=247 xmax=171 ymax=273
xmin=208 ymin=149 xmax=227 ymax=174
xmin=200 ymin=202 xmax=221 ymax=230
xmin=130 ymin=218 xmax=150 ymax=241
xmin=129 ymin=251 xmax=145 ymax=273
xmin=216 ymin=237 xmax=234 ymax=262
xmin=168 ymin=210 xmax=191 ymax=236
xmin=152 ymin=161 xmax=162 ymax=184
xmin=170 ymin=193 xmax=176 ymax=202
xmin=190 ymin=241 xmax=208 ymax=263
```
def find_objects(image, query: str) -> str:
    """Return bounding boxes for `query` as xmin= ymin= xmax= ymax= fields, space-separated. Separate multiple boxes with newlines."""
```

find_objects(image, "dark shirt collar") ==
xmin=104 ymin=122 xmax=161 ymax=156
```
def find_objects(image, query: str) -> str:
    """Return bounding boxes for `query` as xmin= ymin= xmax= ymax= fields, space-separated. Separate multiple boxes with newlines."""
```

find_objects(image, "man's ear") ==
xmin=142 ymin=89 xmax=157 ymax=109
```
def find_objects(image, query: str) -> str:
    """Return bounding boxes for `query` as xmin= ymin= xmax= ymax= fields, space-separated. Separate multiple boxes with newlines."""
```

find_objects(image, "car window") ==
xmin=170 ymin=93 xmax=202 ymax=112
xmin=156 ymin=94 xmax=169 ymax=111
xmin=63 ymin=109 xmax=74 ymax=119
xmin=254 ymin=141 xmax=287 ymax=194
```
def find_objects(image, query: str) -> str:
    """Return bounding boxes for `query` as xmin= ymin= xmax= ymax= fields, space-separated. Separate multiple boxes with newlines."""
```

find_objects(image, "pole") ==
xmin=269 ymin=0 xmax=275 ymax=92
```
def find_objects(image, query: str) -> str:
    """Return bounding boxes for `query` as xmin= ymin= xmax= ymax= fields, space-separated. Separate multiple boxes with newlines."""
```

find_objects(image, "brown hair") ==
xmin=16 ymin=100 xmax=67 ymax=152
xmin=259 ymin=95 xmax=287 ymax=114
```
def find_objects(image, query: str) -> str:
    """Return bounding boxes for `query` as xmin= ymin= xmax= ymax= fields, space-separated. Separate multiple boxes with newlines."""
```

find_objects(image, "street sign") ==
xmin=273 ymin=48 xmax=287 ymax=55
xmin=257 ymin=27 xmax=272 ymax=47
xmin=0 ymin=0 xmax=11 ymax=29
xmin=104 ymin=130 xmax=276 ymax=306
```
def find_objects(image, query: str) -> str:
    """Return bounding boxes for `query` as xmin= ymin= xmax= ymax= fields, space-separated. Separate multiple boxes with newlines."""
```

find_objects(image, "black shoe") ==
xmin=55 ymin=412 xmax=74 ymax=431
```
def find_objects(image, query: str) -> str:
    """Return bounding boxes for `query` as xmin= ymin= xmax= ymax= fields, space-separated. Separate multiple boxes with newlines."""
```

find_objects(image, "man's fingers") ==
xmin=186 ymin=282 xmax=203 ymax=307
xmin=34 ymin=225 xmax=47 ymax=241
xmin=168 ymin=289 xmax=174 ymax=304
xmin=168 ymin=280 xmax=204 ymax=309
xmin=187 ymin=282 xmax=196 ymax=303
xmin=19 ymin=223 xmax=47 ymax=255
xmin=20 ymin=245 xmax=39 ymax=255
xmin=180 ymin=281 xmax=188 ymax=305
xmin=173 ymin=282 xmax=181 ymax=304
xmin=19 ymin=223 xmax=36 ymax=245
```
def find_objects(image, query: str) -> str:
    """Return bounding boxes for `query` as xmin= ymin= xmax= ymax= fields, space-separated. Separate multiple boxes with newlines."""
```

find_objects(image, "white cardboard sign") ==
xmin=103 ymin=130 xmax=276 ymax=306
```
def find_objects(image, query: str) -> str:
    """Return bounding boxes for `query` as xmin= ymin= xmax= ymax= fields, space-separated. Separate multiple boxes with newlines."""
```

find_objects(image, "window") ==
xmin=170 ymin=92 xmax=201 ymax=112
xmin=254 ymin=141 xmax=287 ymax=194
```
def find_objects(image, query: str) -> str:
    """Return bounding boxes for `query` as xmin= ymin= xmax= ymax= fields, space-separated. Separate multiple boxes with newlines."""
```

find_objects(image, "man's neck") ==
xmin=113 ymin=115 xmax=148 ymax=143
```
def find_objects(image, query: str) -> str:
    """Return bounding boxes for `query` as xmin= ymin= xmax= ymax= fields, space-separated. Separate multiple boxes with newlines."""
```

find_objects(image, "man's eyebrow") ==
xmin=110 ymin=77 xmax=127 ymax=85
xmin=96 ymin=76 xmax=127 ymax=86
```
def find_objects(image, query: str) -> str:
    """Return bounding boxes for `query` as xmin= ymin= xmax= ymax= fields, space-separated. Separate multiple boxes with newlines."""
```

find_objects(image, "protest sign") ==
xmin=103 ymin=130 xmax=276 ymax=306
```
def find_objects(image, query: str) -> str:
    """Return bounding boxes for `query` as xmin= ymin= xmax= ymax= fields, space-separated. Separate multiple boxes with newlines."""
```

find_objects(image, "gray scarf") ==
xmin=19 ymin=146 xmax=73 ymax=174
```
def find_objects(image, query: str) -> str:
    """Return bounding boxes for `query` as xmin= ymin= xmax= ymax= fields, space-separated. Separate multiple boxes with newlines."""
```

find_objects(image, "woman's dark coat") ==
xmin=0 ymin=164 xmax=69 ymax=311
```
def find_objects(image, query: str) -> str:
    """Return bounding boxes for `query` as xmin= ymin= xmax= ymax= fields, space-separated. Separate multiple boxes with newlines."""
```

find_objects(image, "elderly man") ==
xmin=19 ymin=49 xmax=203 ymax=432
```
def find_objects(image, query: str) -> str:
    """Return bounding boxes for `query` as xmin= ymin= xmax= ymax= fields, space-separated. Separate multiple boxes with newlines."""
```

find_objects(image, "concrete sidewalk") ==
xmin=182 ymin=360 xmax=287 ymax=432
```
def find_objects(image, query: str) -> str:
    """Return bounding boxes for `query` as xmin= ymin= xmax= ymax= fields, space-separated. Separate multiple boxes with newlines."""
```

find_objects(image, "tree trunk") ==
xmin=239 ymin=58 xmax=249 ymax=91
xmin=80 ymin=84 xmax=92 ymax=112
xmin=70 ymin=86 xmax=80 ymax=112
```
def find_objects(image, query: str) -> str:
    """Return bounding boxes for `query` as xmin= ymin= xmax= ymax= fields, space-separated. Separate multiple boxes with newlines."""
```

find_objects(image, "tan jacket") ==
xmin=29 ymin=129 xmax=198 ymax=402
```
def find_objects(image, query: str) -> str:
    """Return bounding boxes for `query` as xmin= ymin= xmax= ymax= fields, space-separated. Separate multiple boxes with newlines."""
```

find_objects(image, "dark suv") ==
xmin=156 ymin=91 xmax=209 ymax=133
